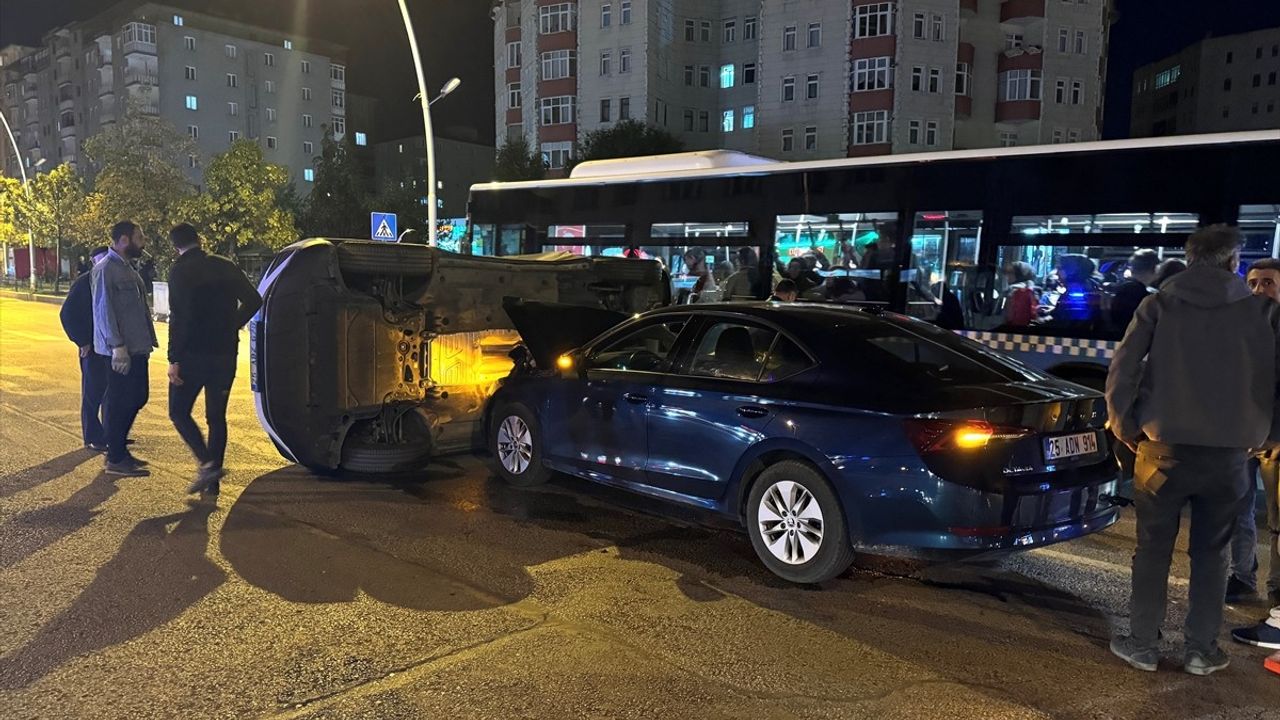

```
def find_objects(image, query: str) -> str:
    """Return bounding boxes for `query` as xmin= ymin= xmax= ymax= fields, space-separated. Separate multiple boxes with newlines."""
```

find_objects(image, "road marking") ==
xmin=1031 ymin=547 xmax=1189 ymax=588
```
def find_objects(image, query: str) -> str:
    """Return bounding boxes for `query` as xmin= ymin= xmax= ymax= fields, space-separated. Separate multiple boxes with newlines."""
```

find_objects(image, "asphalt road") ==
xmin=1 ymin=293 xmax=1278 ymax=720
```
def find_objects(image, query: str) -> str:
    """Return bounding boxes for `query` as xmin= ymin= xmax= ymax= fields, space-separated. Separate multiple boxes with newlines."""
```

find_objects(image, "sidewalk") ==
xmin=0 ymin=287 xmax=67 ymax=306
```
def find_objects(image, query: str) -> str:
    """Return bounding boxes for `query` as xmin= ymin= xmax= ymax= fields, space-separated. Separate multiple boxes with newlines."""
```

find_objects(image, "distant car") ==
xmin=250 ymin=239 xmax=668 ymax=473
xmin=489 ymin=301 xmax=1121 ymax=583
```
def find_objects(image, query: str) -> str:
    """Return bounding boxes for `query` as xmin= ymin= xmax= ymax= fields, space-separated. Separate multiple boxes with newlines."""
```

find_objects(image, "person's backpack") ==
xmin=1006 ymin=286 xmax=1039 ymax=326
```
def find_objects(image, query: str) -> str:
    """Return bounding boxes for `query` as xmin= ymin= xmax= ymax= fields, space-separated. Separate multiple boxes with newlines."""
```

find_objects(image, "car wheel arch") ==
xmin=727 ymin=441 xmax=861 ymax=543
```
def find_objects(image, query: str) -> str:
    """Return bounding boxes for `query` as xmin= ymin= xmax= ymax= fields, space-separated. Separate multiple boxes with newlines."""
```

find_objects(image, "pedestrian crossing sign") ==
xmin=370 ymin=212 xmax=398 ymax=242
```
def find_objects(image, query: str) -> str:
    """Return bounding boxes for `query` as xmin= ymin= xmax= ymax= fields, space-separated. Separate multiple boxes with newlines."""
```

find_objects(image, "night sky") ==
xmin=2 ymin=0 xmax=1278 ymax=144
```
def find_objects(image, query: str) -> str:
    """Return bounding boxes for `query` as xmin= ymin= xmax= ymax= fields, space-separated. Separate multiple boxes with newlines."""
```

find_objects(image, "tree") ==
xmin=494 ymin=136 xmax=546 ymax=182
xmin=179 ymin=140 xmax=299 ymax=256
xmin=298 ymin=130 xmax=368 ymax=238
xmin=368 ymin=181 xmax=429 ymax=241
xmin=12 ymin=163 xmax=86 ymax=288
xmin=573 ymin=120 xmax=684 ymax=169
xmin=0 ymin=177 xmax=22 ymax=271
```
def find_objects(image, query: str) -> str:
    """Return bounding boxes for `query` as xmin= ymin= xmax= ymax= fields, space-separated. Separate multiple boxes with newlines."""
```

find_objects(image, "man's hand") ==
xmin=79 ymin=345 xmax=91 ymax=358
xmin=168 ymin=363 xmax=183 ymax=386
xmin=110 ymin=346 xmax=131 ymax=375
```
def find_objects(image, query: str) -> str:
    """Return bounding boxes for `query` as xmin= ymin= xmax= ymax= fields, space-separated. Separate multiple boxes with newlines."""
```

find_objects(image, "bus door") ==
xmin=906 ymin=210 xmax=984 ymax=325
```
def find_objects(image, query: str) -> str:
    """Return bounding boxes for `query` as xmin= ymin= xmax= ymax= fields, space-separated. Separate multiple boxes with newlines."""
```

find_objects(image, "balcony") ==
xmin=58 ymin=83 xmax=74 ymax=110
xmin=998 ymin=47 xmax=1043 ymax=73
xmin=995 ymin=99 xmax=1041 ymax=123
xmin=124 ymin=68 xmax=158 ymax=86
xmin=1001 ymin=0 xmax=1045 ymax=23
xmin=99 ymin=78 xmax=115 ymax=97
xmin=122 ymin=38 xmax=157 ymax=56
xmin=60 ymin=122 xmax=76 ymax=139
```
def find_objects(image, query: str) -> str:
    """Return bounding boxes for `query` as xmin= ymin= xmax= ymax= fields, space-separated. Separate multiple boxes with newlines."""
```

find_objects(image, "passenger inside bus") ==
xmin=1108 ymin=249 xmax=1158 ymax=332
xmin=1036 ymin=254 xmax=1107 ymax=334
xmin=1002 ymin=261 xmax=1040 ymax=327
xmin=1153 ymin=258 xmax=1187 ymax=289
xmin=681 ymin=249 xmax=718 ymax=303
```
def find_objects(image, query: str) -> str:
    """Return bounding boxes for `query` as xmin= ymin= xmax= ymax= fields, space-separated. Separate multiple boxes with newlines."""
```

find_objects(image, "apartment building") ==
xmin=373 ymin=135 xmax=497 ymax=219
xmin=492 ymin=0 xmax=1111 ymax=174
xmin=1130 ymin=26 xmax=1280 ymax=138
xmin=0 ymin=1 xmax=367 ymax=193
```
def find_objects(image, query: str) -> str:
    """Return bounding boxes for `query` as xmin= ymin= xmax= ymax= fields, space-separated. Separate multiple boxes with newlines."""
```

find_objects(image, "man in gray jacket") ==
xmin=91 ymin=220 xmax=159 ymax=476
xmin=1106 ymin=224 xmax=1280 ymax=676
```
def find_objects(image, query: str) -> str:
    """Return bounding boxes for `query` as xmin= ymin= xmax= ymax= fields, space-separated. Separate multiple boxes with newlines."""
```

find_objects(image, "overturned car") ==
xmin=250 ymin=239 xmax=668 ymax=473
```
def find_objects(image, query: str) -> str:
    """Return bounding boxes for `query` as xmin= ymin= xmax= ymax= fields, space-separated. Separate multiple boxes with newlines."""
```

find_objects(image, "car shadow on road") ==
xmin=0 ymin=498 xmax=223 ymax=690
xmin=0 ymin=472 xmax=119 ymax=569
xmin=0 ymin=448 xmax=100 ymax=499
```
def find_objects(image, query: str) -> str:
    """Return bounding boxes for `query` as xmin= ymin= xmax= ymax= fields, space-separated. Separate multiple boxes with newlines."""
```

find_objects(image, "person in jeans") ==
xmin=1228 ymin=258 xmax=1280 ymax=605
xmin=92 ymin=221 xmax=158 ymax=477
xmin=1106 ymin=224 xmax=1280 ymax=676
xmin=60 ymin=246 xmax=110 ymax=451
xmin=166 ymin=223 xmax=262 ymax=495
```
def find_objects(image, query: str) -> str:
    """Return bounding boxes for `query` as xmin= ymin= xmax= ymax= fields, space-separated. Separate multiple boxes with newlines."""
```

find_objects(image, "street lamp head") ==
xmin=439 ymin=77 xmax=461 ymax=98
xmin=33 ymin=158 xmax=47 ymax=169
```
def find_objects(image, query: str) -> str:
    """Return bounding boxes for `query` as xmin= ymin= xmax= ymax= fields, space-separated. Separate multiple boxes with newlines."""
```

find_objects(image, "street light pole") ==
xmin=0 ymin=109 xmax=38 ymax=291
xmin=395 ymin=0 xmax=440 ymax=247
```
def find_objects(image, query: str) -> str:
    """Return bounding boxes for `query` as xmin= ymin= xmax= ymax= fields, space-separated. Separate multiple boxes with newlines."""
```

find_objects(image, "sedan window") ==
xmin=590 ymin=318 xmax=687 ymax=372
xmin=687 ymin=322 xmax=775 ymax=381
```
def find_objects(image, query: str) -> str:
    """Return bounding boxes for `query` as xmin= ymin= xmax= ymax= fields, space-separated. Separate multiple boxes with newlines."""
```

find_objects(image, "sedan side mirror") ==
xmin=556 ymin=349 xmax=587 ymax=378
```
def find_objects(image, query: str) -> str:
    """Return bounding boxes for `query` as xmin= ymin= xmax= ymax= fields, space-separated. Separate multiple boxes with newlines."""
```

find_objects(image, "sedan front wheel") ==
xmin=489 ymin=402 xmax=551 ymax=487
xmin=746 ymin=461 xmax=854 ymax=583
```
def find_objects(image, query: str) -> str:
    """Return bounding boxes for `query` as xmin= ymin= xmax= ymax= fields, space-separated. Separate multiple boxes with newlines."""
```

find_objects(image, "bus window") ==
xmin=470 ymin=223 xmax=497 ymax=256
xmin=776 ymin=213 xmax=896 ymax=304
xmin=908 ymin=211 xmax=982 ymax=324
xmin=1239 ymin=205 xmax=1280 ymax=261
xmin=498 ymin=225 xmax=524 ymax=256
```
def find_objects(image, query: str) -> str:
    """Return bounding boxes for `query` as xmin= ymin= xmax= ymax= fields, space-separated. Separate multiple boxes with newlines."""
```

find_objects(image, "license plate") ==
xmin=249 ymin=321 xmax=260 ymax=393
xmin=1043 ymin=431 xmax=1099 ymax=461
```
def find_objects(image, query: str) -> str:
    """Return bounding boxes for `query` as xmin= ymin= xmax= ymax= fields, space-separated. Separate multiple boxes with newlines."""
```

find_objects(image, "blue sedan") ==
xmin=488 ymin=301 xmax=1121 ymax=583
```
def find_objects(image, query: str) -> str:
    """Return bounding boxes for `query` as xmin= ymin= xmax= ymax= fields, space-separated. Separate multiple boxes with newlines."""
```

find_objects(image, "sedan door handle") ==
xmin=736 ymin=405 xmax=769 ymax=418
xmin=623 ymin=392 xmax=648 ymax=404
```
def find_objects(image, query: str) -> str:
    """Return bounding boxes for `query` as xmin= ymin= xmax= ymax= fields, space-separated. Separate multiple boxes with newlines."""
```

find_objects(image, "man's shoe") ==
xmin=1184 ymin=648 xmax=1230 ymax=676
xmin=85 ymin=442 xmax=108 ymax=453
xmin=105 ymin=460 xmax=150 ymax=477
xmin=1231 ymin=619 xmax=1280 ymax=650
xmin=186 ymin=466 xmax=226 ymax=494
xmin=125 ymin=454 xmax=150 ymax=468
xmin=1225 ymin=575 xmax=1257 ymax=604
xmin=1110 ymin=636 xmax=1158 ymax=672
xmin=202 ymin=480 xmax=221 ymax=496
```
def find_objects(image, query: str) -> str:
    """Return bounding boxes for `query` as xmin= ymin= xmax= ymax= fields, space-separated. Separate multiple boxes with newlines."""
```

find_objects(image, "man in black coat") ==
xmin=59 ymin=246 xmax=111 ymax=451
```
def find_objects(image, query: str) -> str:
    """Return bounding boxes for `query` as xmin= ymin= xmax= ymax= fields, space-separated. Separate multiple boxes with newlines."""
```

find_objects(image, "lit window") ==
xmin=742 ymin=105 xmax=755 ymax=129
xmin=173 ymin=15 xmax=184 ymax=26
xmin=284 ymin=40 xmax=293 ymax=50
xmin=720 ymin=64 xmax=734 ymax=88
xmin=304 ymin=168 xmax=314 ymax=182
xmin=1154 ymin=65 xmax=1181 ymax=88
xmin=184 ymin=95 xmax=198 ymax=110
xmin=721 ymin=109 xmax=734 ymax=132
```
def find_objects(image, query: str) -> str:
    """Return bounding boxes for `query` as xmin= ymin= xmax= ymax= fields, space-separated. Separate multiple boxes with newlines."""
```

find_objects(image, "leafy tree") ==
xmin=494 ymin=136 xmax=546 ymax=182
xmin=178 ymin=140 xmax=298 ymax=256
xmin=298 ymin=130 xmax=368 ymax=238
xmin=572 ymin=120 xmax=684 ymax=170
xmin=0 ymin=176 xmax=23 ymax=267
xmin=12 ymin=164 xmax=86 ymax=288
xmin=368 ymin=181 xmax=429 ymax=241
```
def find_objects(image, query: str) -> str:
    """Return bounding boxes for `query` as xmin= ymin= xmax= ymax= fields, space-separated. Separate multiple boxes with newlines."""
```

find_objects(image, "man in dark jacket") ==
xmin=1109 ymin=248 xmax=1159 ymax=333
xmin=1106 ymin=225 xmax=1280 ymax=677
xmin=166 ymin=223 xmax=262 ymax=495
xmin=59 ymin=246 xmax=110 ymax=450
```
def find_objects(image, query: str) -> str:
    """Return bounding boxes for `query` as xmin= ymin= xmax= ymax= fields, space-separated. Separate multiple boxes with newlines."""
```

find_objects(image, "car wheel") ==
xmin=336 ymin=241 xmax=435 ymax=277
xmin=339 ymin=439 xmax=432 ymax=475
xmin=489 ymin=403 xmax=551 ymax=487
xmin=746 ymin=460 xmax=854 ymax=584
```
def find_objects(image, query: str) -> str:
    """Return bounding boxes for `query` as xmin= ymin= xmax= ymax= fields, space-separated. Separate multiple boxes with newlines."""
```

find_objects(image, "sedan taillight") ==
xmin=904 ymin=419 xmax=1032 ymax=454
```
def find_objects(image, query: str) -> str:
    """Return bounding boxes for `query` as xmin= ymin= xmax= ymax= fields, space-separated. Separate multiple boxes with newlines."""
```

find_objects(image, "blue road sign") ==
xmin=370 ymin=212 xmax=398 ymax=241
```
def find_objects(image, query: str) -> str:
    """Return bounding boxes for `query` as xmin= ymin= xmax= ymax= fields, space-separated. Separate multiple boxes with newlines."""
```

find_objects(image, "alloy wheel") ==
xmin=496 ymin=415 xmax=533 ymax=475
xmin=757 ymin=479 xmax=825 ymax=565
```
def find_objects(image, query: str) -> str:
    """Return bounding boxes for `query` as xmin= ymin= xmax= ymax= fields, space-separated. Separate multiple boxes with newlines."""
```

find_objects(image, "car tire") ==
xmin=746 ymin=460 xmax=854 ymax=584
xmin=339 ymin=439 xmax=432 ymax=475
xmin=336 ymin=241 xmax=435 ymax=277
xmin=489 ymin=402 xmax=551 ymax=487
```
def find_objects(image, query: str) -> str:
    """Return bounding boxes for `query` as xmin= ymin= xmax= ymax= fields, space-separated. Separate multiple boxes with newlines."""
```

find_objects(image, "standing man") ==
xmin=60 ymin=245 xmax=111 ymax=451
xmin=92 ymin=221 xmax=158 ymax=477
xmin=1109 ymin=248 xmax=1159 ymax=332
xmin=166 ymin=223 xmax=262 ymax=495
xmin=1106 ymin=225 xmax=1280 ymax=677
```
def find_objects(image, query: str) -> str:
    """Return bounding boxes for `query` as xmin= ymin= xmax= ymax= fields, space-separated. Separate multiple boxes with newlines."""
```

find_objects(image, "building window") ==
xmin=265 ymin=80 xmax=276 ymax=94
xmin=1226 ymin=51 xmax=1233 ymax=64
xmin=1070 ymin=80 xmax=1083 ymax=104
xmin=303 ymin=140 xmax=313 ymax=154
xmin=928 ymin=67 xmax=941 ymax=93
xmin=354 ymin=132 xmax=366 ymax=146
xmin=806 ymin=74 xmax=819 ymax=99
xmin=925 ymin=120 xmax=938 ymax=146
xmin=541 ymin=49 xmax=576 ymax=80
xmin=720 ymin=64 xmax=735 ymax=88
xmin=699 ymin=65 xmax=710 ymax=87
xmin=908 ymin=120 xmax=920 ymax=144
xmin=541 ymin=141 xmax=572 ymax=169
xmin=808 ymin=22 xmax=821 ymax=48
xmin=284 ymin=40 xmax=293 ymax=50
xmin=1054 ymin=78 xmax=1067 ymax=103
xmin=685 ymin=20 xmax=696 ymax=42
xmin=955 ymin=63 xmax=971 ymax=95
xmin=266 ymin=136 xmax=278 ymax=149
xmin=332 ymin=89 xmax=345 ymax=108
xmin=999 ymin=131 xmax=1017 ymax=147
xmin=700 ymin=20 xmax=711 ymax=42
xmin=123 ymin=22 xmax=157 ymax=45
xmin=620 ymin=97 xmax=631 ymax=120
xmin=265 ymin=52 xmax=275 ymax=67
xmin=743 ymin=63 xmax=757 ymax=84
xmin=781 ymin=128 xmax=794 ymax=152
xmin=332 ymin=116 xmax=345 ymax=136
xmin=743 ymin=105 xmax=755 ymax=129
xmin=1005 ymin=32 xmax=1024 ymax=50
xmin=782 ymin=76 xmax=795 ymax=101
xmin=1269 ymin=71 xmax=1277 ymax=86
xmin=1154 ymin=65 xmax=1181 ymax=88
xmin=507 ymin=82 xmax=522 ymax=109
xmin=783 ymin=25 xmax=797 ymax=51
xmin=1067 ymin=128 xmax=1081 ymax=143
xmin=227 ymin=73 xmax=238 ymax=88
xmin=682 ymin=109 xmax=694 ymax=131
xmin=1223 ymin=78 xmax=1232 ymax=91
xmin=266 ymin=108 xmax=277 ymax=122
xmin=1222 ymin=106 xmax=1230 ymax=119
xmin=304 ymin=168 xmax=315 ymax=182
xmin=911 ymin=66 xmax=924 ymax=91
xmin=228 ymin=101 xmax=238 ymax=116
xmin=998 ymin=69 xmax=1042 ymax=101
xmin=803 ymin=126 xmax=817 ymax=150
xmin=853 ymin=57 xmax=892 ymax=91
xmin=722 ymin=109 xmax=734 ymax=132
xmin=1051 ymin=128 xmax=1064 ymax=144
xmin=853 ymin=3 xmax=893 ymax=39
xmin=724 ymin=19 xmax=737 ymax=43
xmin=539 ymin=95 xmax=576 ymax=124
xmin=620 ymin=49 xmax=631 ymax=73
xmin=600 ymin=51 xmax=611 ymax=75
xmin=184 ymin=36 xmax=195 ymax=51
xmin=1252 ymin=73 xmax=1262 ymax=88
xmin=913 ymin=12 xmax=926 ymax=39
xmin=620 ymin=0 xmax=631 ymax=25
xmin=300 ymin=59 xmax=313 ymax=74
xmin=744 ymin=16 xmax=758 ymax=40
xmin=185 ymin=66 xmax=197 ymax=81
xmin=698 ymin=110 xmax=709 ymax=131
xmin=601 ymin=3 xmax=612 ymax=27
xmin=188 ymin=154 xmax=198 ymax=168
xmin=225 ymin=44 xmax=237 ymax=59
xmin=684 ymin=65 xmax=694 ymax=85
xmin=229 ymin=130 xmax=240 ymax=142
xmin=851 ymin=110 xmax=889 ymax=145
xmin=507 ymin=42 xmax=521 ymax=69
xmin=600 ymin=98 xmax=612 ymax=122
xmin=330 ymin=63 xmax=344 ymax=82
xmin=187 ymin=124 xmax=199 ymax=139
xmin=931 ymin=14 xmax=944 ymax=41
xmin=173 ymin=14 xmax=184 ymax=26
xmin=184 ymin=95 xmax=198 ymax=110
xmin=302 ymin=113 xmax=313 ymax=128
xmin=1057 ymin=28 xmax=1069 ymax=53
xmin=303 ymin=87 xmax=312 ymax=101
xmin=1074 ymin=30 xmax=1086 ymax=54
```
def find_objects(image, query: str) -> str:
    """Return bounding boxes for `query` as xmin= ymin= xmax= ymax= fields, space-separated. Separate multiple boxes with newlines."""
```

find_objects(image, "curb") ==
xmin=0 ymin=288 xmax=66 ymax=306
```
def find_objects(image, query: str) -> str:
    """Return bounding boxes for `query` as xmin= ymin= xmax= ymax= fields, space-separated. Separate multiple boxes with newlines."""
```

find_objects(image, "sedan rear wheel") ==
xmin=489 ymin=402 xmax=551 ymax=487
xmin=746 ymin=461 xmax=853 ymax=583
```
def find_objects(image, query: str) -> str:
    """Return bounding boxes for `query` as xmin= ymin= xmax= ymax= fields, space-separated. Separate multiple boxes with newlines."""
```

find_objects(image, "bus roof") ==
xmin=471 ymin=130 xmax=1280 ymax=194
